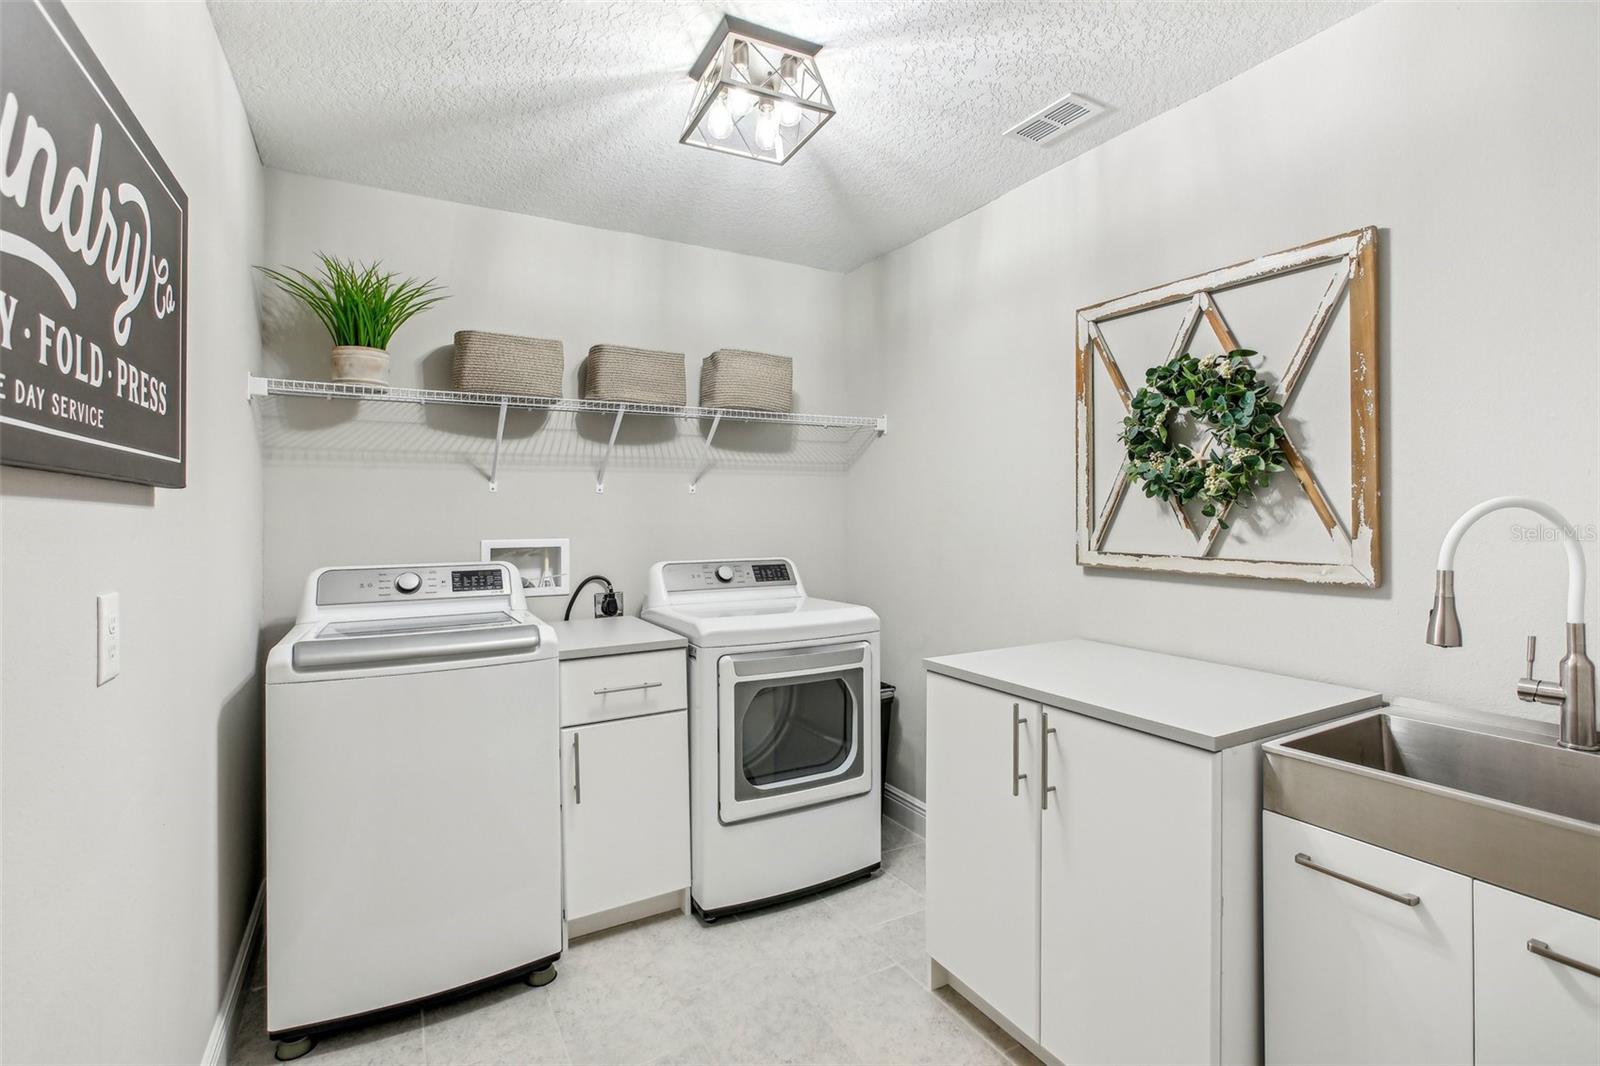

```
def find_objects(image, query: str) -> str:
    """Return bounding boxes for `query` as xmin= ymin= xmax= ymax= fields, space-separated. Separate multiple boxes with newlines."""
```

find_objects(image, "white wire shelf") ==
xmin=246 ymin=375 xmax=887 ymax=493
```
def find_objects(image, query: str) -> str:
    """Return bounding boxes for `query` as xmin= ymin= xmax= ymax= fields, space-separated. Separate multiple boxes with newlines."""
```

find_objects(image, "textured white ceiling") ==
xmin=209 ymin=1 xmax=1366 ymax=272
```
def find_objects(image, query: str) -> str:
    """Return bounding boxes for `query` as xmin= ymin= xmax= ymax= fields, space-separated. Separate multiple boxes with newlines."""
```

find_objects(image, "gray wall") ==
xmin=259 ymin=171 xmax=858 ymax=630
xmin=0 ymin=3 xmax=266 ymax=1062
xmin=844 ymin=0 xmax=1600 ymax=799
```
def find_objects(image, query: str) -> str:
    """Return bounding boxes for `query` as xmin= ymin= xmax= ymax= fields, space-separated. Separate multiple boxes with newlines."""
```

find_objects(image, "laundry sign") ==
xmin=0 ymin=0 xmax=188 ymax=487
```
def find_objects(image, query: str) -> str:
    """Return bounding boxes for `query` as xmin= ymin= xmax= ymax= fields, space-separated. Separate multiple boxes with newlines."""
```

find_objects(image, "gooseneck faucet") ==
xmin=1426 ymin=496 xmax=1597 ymax=752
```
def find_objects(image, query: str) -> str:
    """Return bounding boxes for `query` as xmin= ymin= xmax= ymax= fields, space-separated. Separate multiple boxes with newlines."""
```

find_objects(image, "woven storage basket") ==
xmin=452 ymin=331 xmax=564 ymax=397
xmin=581 ymin=345 xmax=686 ymax=406
xmin=699 ymin=349 xmax=794 ymax=412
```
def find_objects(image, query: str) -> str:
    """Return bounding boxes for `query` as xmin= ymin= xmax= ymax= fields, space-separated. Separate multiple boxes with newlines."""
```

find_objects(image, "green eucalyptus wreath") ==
xmin=1119 ymin=349 xmax=1287 ymax=524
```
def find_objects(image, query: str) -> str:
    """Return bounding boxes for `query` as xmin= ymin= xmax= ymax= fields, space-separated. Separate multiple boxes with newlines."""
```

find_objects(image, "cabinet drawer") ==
xmin=1475 ymin=880 xmax=1600 ymax=1065
xmin=560 ymin=649 xmax=686 ymax=727
xmin=1264 ymin=812 xmax=1473 ymax=1065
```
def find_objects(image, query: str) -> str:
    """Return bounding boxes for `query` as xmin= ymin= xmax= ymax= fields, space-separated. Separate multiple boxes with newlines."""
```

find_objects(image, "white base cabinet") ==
xmin=1266 ymin=812 xmax=1600 ymax=1065
xmin=926 ymin=673 xmax=1262 ymax=1066
xmin=550 ymin=627 xmax=691 ymax=937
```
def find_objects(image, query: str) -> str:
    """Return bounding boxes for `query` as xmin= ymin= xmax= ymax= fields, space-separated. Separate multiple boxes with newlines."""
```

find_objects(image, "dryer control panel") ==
xmin=316 ymin=563 xmax=510 ymax=605
xmin=661 ymin=558 xmax=796 ymax=592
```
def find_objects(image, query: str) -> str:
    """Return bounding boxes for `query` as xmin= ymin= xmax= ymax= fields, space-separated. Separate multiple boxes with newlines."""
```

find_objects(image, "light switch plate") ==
xmin=96 ymin=592 xmax=120 ymax=686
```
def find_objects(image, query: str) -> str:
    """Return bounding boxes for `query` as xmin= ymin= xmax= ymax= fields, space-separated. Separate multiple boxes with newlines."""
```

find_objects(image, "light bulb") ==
xmin=705 ymin=100 xmax=733 ymax=140
xmin=725 ymin=86 xmax=756 ymax=118
xmin=776 ymin=55 xmax=804 ymax=127
xmin=754 ymin=104 xmax=779 ymax=151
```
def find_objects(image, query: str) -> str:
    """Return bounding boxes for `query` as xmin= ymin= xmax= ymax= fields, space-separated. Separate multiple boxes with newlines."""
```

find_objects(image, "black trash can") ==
xmin=879 ymin=682 xmax=896 ymax=782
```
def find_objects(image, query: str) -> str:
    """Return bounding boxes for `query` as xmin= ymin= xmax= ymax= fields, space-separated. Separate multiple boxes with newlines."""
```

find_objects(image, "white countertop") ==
xmin=548 ymin=616 xmax=686 ymax=661
xmin=925 ymin=639 xmax=1383 ymax=751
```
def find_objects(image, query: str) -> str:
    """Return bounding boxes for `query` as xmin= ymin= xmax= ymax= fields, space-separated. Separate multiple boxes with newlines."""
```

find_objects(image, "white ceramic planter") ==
xmin=330 ymin=345 xmax=390 ymax=386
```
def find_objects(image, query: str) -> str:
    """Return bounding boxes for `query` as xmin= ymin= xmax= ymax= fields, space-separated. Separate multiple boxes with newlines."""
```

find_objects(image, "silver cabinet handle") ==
xmin=1294 ymin=853 xmax=1420 ymax=906
xmin=1011 ymin=704 xmax=1028 ymax=796
xmin=572 ymin=733 xmax=582 ymax=805
xmin=1528 ymin=939 xmax=1600 ymax=978
xmin=1040 ymin=709 xmax=1058 ymax=810
xmin=593 ymin=680 xmax=663 ymax=695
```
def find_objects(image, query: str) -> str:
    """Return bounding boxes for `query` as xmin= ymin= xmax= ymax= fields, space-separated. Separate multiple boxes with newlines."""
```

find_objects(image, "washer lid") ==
xmin=642 ymin=595 xmax=878 ymax=648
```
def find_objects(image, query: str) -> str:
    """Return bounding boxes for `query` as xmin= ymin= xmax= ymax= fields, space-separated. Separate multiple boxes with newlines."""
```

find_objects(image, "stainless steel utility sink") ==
xmin=1283 ymin=713 xmax=1600 ymax=824
xmin=1265 ymin=707 xmax=1600 ymax=918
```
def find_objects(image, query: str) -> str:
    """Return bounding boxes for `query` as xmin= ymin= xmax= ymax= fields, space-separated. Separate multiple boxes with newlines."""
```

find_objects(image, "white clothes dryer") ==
xmin=642 ymin=558 xmax=881 ymax=919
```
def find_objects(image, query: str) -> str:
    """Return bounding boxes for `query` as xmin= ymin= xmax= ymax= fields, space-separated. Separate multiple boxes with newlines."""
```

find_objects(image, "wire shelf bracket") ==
xmin=595 ymin=408 xmax=625 ymax=494
xmin=488 ymin=400 xmax=508 ymax=493
xmin=688 ymin=411 xmax=724 ymax=494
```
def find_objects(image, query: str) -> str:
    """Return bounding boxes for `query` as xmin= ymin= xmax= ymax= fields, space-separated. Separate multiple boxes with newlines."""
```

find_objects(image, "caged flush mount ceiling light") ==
xmin=680 ymin=15 xmax=835 ymax=165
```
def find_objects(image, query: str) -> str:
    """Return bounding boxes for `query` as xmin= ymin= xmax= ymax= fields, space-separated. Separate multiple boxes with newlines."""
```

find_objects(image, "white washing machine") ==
xmin=265 ymin=561 xmax=561 ymax=1056
xmin=642 ymin=558 xmax=880 ymax=918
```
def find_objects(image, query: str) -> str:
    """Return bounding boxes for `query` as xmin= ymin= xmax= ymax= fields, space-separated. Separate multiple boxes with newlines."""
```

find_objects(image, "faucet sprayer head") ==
xmin=1426 ymin=569 xmax=1462 ymax=647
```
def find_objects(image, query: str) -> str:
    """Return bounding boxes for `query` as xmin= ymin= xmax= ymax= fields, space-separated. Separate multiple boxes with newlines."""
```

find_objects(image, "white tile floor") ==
xmin=231 ymin=816 xmax=1042 ymax=1066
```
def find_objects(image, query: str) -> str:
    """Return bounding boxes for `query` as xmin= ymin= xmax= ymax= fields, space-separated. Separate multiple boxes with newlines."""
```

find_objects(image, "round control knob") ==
xmin=715 ymin=565 xmax=735 ymax=583
xmin=394 ymin=571 xmax=422 ymax=594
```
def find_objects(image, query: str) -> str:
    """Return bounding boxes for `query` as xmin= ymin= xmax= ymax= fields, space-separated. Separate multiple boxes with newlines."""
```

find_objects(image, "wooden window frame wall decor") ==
xmin=1074 ymin=227 xmax=1380 ymax=586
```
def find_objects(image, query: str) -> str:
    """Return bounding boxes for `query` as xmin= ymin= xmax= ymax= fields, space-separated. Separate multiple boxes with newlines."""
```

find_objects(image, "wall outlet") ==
xmin=96 ymin=592 xmax=120 ymax=686
xmin=594 ymin=590 xmax=623 ymax=618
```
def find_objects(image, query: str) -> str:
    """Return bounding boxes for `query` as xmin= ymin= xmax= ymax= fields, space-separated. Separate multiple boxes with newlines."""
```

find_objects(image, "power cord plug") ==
xmin=564 ymin=574 xmax=621 ymax=621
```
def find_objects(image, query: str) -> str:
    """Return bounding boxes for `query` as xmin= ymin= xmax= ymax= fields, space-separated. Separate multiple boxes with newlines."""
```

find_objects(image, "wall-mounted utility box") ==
xmin=481 ymin=538 xmax=570 ymax=597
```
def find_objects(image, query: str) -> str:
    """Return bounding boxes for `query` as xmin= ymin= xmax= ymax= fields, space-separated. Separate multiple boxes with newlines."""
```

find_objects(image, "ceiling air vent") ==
xmin=1004 ymin=93 xmax=1104 ymax=145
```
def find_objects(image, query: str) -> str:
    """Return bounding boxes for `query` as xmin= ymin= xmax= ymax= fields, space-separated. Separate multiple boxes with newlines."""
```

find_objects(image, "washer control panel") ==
xmin=661 ymin=559 xmax=796 ymax=592
xmin=316 ymin=564 xmax=509 ymax=605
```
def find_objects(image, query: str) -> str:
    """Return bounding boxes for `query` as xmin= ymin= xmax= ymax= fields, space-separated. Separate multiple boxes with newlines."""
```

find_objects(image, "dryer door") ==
xmin=717 ymin=642 xmax=872 ymax=823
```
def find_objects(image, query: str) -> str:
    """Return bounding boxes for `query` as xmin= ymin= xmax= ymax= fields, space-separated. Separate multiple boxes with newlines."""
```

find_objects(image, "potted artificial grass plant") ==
xmin=260 ymin=255 xmax=447 ymax=386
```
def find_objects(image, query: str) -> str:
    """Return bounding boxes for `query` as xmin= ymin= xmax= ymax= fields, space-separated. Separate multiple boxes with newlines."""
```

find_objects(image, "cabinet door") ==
xmin=1039 ymin=710 xmax=1219 ymax=1065
xmin=925 ymin=674 xmax=1041 ymax=1036
xmin=1475 ymin=880 xmax=1600 ymax=1065
xmin=1263 ymin=812 xmax=1473 ymax=1065
xmin=561 ymin=711 xmax=690 ymax=922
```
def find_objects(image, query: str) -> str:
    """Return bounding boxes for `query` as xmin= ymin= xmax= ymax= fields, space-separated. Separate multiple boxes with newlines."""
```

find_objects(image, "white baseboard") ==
xmin=202 ymin=880 xmax=264 ymax=1066
xmin=882 ymin=782 xmax=927 ymax=837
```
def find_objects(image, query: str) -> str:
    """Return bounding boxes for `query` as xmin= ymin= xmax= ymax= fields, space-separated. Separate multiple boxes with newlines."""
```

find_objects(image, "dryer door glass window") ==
xmin=728 ymin=655 xmax=866 ymax=804
xmin=740 ymin=677 xmax=854 ymax=786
